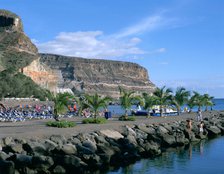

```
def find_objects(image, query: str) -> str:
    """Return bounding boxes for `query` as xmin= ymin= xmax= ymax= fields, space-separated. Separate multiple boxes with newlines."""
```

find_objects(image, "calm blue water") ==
xmin=107 ymin=137 xmax=224 ymax=174
xmin=108 ymin=99 xmax=224 ymax=115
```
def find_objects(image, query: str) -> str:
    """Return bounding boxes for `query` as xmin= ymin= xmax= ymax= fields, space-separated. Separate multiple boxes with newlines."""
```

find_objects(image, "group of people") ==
xmin=81 ymin=108 xmax=111 ymax=118
xmin=0 ymin=105 xmax=53 ymax=122
xmin=186 ymin=109 xmax=205 ymax=134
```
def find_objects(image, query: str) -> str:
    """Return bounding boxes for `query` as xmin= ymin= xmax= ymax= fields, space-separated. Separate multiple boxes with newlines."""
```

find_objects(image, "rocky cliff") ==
xmin=0 ymin=10 xmax=57 ymax=99
xmin=0 ymin=9 xmax=155 ymax=98
xmin=0 ymin=10 xmax=37 ymax=71
xmin=39 ymin=54 xmax=155 ymax=98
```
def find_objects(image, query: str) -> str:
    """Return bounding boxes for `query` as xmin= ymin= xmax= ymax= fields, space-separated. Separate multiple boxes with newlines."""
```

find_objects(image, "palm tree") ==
xmin=119 ymin=87 xmax=142 ymax=117
xmin=192 ymin=91 xmax=204 ymax=111
xmin=142 ymin=93 xmax=157 ymax=111
xmin=84 ymin=93 xmax=111 ymax=119
xmin=187 ymin=95 xmax=197 ymax=113
xmin=153 ymin=86 xmax=173 ymax=116
xmin=172 ymin=87 xmax=190 ymax=115
xmin=202 ymin=94 xmax=214 ymax=111
xmin=74 ymin=95 xmax=88 ymax=116
xmin=51 ymin=92 xmax=74 ymax=121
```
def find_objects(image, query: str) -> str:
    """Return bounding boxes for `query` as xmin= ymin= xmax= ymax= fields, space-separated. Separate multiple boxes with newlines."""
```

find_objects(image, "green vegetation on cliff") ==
xmin=0 ymin=9 xmax=47 ymax=100
xmin=0 ymin=69 xmax=51 ymax=100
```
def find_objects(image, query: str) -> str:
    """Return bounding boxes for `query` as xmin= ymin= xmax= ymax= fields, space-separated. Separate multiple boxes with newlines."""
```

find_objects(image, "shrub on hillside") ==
xmin=0 ymin=69 xmax=51 ymax=100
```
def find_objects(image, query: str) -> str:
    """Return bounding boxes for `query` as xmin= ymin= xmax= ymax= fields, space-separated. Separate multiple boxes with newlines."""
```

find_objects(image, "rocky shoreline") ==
xmin=0 ymin=112 xmax=224 ymax=174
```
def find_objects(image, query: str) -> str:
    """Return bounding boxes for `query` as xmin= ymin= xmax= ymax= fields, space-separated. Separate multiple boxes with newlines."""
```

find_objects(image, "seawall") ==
xmin=0 ymin=112 xmax=224 ymax=174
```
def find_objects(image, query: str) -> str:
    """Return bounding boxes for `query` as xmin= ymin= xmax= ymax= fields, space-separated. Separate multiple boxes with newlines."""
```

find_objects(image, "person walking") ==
xmin=197 ymin=109 xmax=203 ymax=121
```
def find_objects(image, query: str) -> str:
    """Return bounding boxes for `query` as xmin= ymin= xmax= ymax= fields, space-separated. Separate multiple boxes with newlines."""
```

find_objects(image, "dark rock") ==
xmin=105 ymin=137 xmax=120 ymax=147
xmin=0 ymin=160 xmax=15 ymax=174
xmin=121 ymin=125 xmax=136 ymax=137
xmin=60 ymin=155 xmax=86 ymax=168
xmin=134 ymin=129 xmax=148 ymax=140
xmin=216 ymin=124 xmax=224 ymax=134
xmin=50 ymin=135 xmax=66 ymax=146
xmin=206 ymin=126 xmax=221 ymax=137
xmin=137 ymin=124 xmax=156 ymax=135
xmin=23 ymin=141 xmax=47 ymax=155
xmin=156 ymin=125 xmax=170 ymax=135
xmin=97 ymin=144 xmax=115 ymax=164
xmin=82 ymin=140 xmax=97 ymax=153
xmin=3 ymin=143 xmax=23 ymax=154
xmin=67 ymin=137 xmax=82 ymax=146
xmin=184 ymin=130 xmax=200 ymax=142
xmin=53 ymin=165 xmax=66 ymax=174
xmin=3 ymin=137 xmax=13 ymax=146
xmin=141 ymin=141 xmax=161 ymax=157
xmin=82 ymin=154 xmax=101 ymax=169
xmin=7 ymin=154 xmax=32 ymax=168
xmin=22 ymin=168 xmax=38 ymax=174
xmin=126 ymin=135 xmax=138 ymax=146
xmin=160 ymin=134 xmax=176 ymax=147
xmin=14 ymin=138 xmax=26 ymax=144
xmin=0 ymin=151 xmax=10 ymax=160
xmin=77 ymin=144 xmax=95 ymax=155
xmin=174 ymin=130 xmax=187 ymax=146
xmin=44 ymin=139 xmax=58 ymax=151
xmin=147 ymin=133 xmax=162 ymax=144
xmin=31 ymin=155 xmax=54 ymax=171
xmin=160 ymin=123 xmax=173 ymax=132
xmin=94 ymin=135 xmax=110 ymax=146
xmin=60 ymin=144 xmax=77 ymax=155
xmin=195 ymin=133 xmax=207 ymax=139
xmin=76 ymin=133 xmax=96 ymax=144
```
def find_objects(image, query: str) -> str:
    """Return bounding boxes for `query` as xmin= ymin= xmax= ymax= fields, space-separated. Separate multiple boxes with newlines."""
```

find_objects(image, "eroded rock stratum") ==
xmin=39 ymin=54 xmax=155 ymax=98
xmin=0 ymin=9 xmax=155 ymax=98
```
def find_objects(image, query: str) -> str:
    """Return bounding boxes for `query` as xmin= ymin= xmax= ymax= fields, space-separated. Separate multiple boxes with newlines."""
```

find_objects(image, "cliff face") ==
xmin=0 ymin=10 xmax=38 ymax=71
xmin=40 ymin=54 xmax=155 ymax=98
xmin=22 ymin=59 xmax=60 ymax=92
xmin=0 ymin=9 xmax=59 ymax=98
xmin=0 ymin=9 xmax=155 ymax=98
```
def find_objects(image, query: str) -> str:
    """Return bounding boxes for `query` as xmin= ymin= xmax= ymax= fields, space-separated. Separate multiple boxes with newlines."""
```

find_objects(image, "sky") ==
xmin=1 ymin=0 xmax=224 ymax=98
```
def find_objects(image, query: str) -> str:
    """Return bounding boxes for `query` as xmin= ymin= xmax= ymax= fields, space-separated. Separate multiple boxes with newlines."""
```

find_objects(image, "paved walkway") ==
xmin=0 ymin=111 xmax=220 ymax=139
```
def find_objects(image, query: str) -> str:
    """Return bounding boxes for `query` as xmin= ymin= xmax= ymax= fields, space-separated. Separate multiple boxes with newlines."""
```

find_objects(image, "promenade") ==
xmin=0 ymin=111 xmax=220 ymax=139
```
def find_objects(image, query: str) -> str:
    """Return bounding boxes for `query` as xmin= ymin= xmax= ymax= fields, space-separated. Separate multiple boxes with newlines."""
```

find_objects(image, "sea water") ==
xmin=106 ymin=137 xmax=224 ymax=174
xmin=108 ymin=99 xmax=224 ymax=115
xmin=104 ymin=99 xmax=224 ymax=174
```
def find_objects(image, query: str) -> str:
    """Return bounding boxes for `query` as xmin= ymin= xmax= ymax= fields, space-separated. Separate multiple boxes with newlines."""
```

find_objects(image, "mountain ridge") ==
xmin=0 ymin=9 xmax=156 ymax=99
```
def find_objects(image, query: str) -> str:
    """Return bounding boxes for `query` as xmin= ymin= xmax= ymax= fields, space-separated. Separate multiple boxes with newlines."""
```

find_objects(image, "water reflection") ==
xmin=107 ymin=137 xmax=224 ymax=174
xmin=187 ymin=140 xmax=205 ymax=159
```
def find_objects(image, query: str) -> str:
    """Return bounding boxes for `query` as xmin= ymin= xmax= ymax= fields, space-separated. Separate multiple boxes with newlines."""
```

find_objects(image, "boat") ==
xmin=150 ymin=107 xmax=178 ymax=116
xmin=131 ymin=110 xmax=149 ymax=116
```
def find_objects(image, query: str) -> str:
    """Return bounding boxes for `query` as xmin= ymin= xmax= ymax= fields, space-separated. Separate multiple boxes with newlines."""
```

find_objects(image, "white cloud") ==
xmin=36 ymin=31 xmax=145 ymax=59
xmin=115 ymin=15 xmax=163 ymax=38
xmin=35 ymin=12 xmax=174 ymax=59
xmin=156 ymin=48 xmax=166 ymax=53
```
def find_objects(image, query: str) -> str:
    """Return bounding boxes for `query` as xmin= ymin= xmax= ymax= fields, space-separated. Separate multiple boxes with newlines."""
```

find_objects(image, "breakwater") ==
xmin=0 ymin=112 xmax=224 ymax=174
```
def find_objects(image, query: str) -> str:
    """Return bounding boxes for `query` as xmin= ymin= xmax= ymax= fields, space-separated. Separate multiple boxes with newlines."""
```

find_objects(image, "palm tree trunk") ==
xmin=160 ymin=106 xmax=163 ymax=117
xmin=94 ymin=110 xmax=97 ymax=120
xmin=54 ymin=109 xmax=59 ymax=121
xmin=125 ymin=109 xmax=128 ymax=119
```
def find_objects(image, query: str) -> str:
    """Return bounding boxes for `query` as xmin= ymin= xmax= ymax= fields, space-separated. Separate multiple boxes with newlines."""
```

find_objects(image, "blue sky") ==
xmin=1 ymin=0 xmax=224 ymax=97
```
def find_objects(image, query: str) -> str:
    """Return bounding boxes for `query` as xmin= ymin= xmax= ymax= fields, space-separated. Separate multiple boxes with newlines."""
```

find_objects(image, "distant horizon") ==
xmin=1 ymin=0 xmax=224 ymax=98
